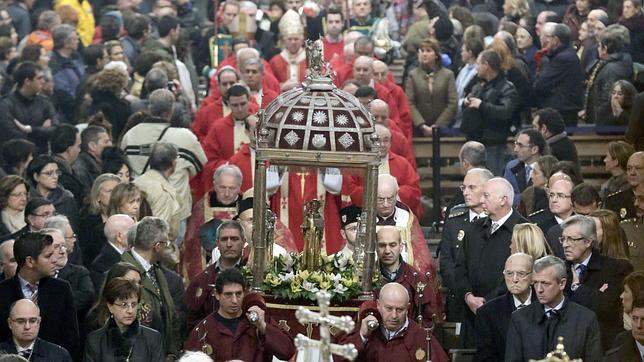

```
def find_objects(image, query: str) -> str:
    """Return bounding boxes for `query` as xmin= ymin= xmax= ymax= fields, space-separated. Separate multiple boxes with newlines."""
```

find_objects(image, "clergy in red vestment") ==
xmin=202 ymin=85 xmax=254 ymax=190
xmin=210 ymin=47 xmax=281 ymax=100
xmin=333 ymin=282 xmax=448 ymax=362
xmin=352 ymin=56 xmax=401 ymax=122
xmin=193 ymin=67 xmax=239 ymax=141
xmin=373 ymin=60 xmax=413 ymax=140
xmin=321 ymin=8 xmax=344 ymax=62
xmin=240 ymin=58 xmax=279 ymax=108
xmin=184 ymin=268 xmax=296 ymax=361
xmin=269 ymin=9 xmax=308 ymax=91
xmin=370 ymin=99 xmax=416 ymax=168
xmin=346 ymin=125 xmax=421 ymax=217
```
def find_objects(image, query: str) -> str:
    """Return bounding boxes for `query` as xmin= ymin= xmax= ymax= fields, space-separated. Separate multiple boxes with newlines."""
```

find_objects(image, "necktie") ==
xmin=19 ymin=349 xmax=31 ymax=359
xmin=517 ymin=304 xmax=525 ymax=309
xmin=545 ymin=309 xmax=560 ymax=351
xmin=576 ymin=264 xmax=587 ymax=281
xmin=491 ymin=222 xmax=500 ymax=234
xmin=525 ymin=164 xmax=532 ymax=182
xmin=147 ymin=267 xmax=160 ymax=295
xmin=28 ymin=284 xmax=38 ymax=304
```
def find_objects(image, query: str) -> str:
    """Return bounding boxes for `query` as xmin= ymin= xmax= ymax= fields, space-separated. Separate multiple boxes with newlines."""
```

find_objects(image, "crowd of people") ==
xmin=0 ymin=0 xmax=642 ymax=359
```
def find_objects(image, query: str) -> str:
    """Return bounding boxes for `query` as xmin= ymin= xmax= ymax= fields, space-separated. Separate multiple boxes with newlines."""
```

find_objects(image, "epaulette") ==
xmin=528 ymin=209 xmax=545 ymax=218
xmin=607 ymin=189 xmax=624 ymax=198
xmin=448 ymin=203 xmax=468 ymax=219
xmin=620 ymin=217 xmax=638 ymax=224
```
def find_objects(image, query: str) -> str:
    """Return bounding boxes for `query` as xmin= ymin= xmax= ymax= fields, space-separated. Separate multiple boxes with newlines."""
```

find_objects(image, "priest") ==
xmin=269 ymin=9 xmax=308 ymax=91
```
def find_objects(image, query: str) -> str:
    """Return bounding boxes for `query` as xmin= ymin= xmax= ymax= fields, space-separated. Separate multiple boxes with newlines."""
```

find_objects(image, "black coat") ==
xmin=626 ymin=92 xmax=644 ymax=151
xmin=604 ymin=187 xmax=637 ymax=221
xmin=89 ymin=242 xmax=121 ymax=291
xmin=87 ymin=90 xmax=132 ymax=140
xmin=602 ymin=332 xmax=642 ymax=362
xmin=0 ymin=90 xmax=58 ymax=155
xmin=586 ymin=52 xmax=633 ymax=125
xmin=547 ymin=133 xmax=579 ymax=165
xmin=73 ymin=152 xmax=102 ymax=196
xmin=160 ymin=265 xmax=187 ymax=340
xmin=0 ymin=337 xmax=72 ymax=362
xmin=83 ymin=319 xmax=165 ymax=362
xmin=78 ymin=212 xmax=107 ymax=268
xmin=528 ymin=208 xmax=557 ymax=236
xmin=53 ymin=154 xmax=85 ymax=209
xmin=505 ymin=298 xmax=603 ymax=362
xmin=533 ymin=45 xmax=584 ymax=113
xmin=0 ymin=275 xmax=80 ymax=360
xmin=58 ymin=262 xmax=96 ymax=321
xmin=474 ymin=291 xmax=538 ymax=362
xmin=565 ymin=252 xmax=634 ymax=351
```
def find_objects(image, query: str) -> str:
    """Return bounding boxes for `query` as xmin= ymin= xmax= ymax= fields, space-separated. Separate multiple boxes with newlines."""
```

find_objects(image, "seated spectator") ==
xmin=570 ymin=182 xmax=601 ymax=215
xmin=520 ymin=155 xmax=558 ymax=216
xmin=601 ymin=140 xmax=635 ymax=202
xmin=618 ymin=0 xmax=644 ymax=63
xmin=532 ymin=108 xmax=579 ymax=164
xmin=588 ymin=209 xmax=630 ymax=259
xmin=600 ymin=80 xmax=638 ymax=127
xmin=510 ymin=222 xmax=552 ymax=259
xmin=406 ymin=38 xmax=457 ymax=136
xmin=0 ymin=299 xmax=72 ymax=361
xmin=85 ymin=277 xmax=164 ymax=361
xmin=26 ymin=155 xmax=78 ymax=229
xmin=0 ymin=176 xmax=29 ymax=239
xmin=0 ymin=139 xmax=35 ymax=179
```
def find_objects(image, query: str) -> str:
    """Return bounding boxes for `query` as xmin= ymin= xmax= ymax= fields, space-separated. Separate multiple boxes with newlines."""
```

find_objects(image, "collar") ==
xmin=14 ymin=338 xmax=35 ymax=353
xmin=554 ymin=215 xmax=565 ymax=225
xmin=324 ymin=34 xmax=343 ymax=43
xmin=636 ymin=341 xmax=644 ymax=358
xmin=468 ymin=209 xmax=486 ymax=222
xmin=18 ymin=274 xmax=37 ymax=292
xmin=382 ymin=317 xmax=409 ymax=341
xmin=547 ymin=131 xmax=568 ymax=144
xmin=574 ymin=252 xmax=592 ymax=270
xmin=131 ymin=248 xmax=152 ymax=272
xmin=380 ymin=255 xmax=405 ymax=282
xmin=214 ymin=257 xmax=242 ymax=272
xmin=491 ymin=209 xmax=513 ymax=228
xmin=108 ymin=241 xmax=125 ymax=255
xmin=513 ymin=289 xmax=533 ymax=308
xmin=544 ymin=297 xmax=565 ymax=314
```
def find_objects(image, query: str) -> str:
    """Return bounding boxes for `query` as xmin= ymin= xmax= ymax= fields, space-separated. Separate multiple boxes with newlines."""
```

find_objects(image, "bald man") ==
xmin=0 ymin=299 xmax=72 ymax=361
xmin=346 ymin=126 xmax=421 ymax=217
xmin=455 ymin=177 xmax=529 ymax=347
xmin=373 ymin=60 xmax=413 ymax=139
xmin=350 ymin=56 xmax=401 ymax=121
xmin=89 ymin=214 xmax=135 ymax=290
xmin=369 ymin=99 xmax=416 ymax=168
xmin=475 ymin=253 xmax=537 ymax=361
xmin=335 ymin=282 xmax=448 ymax=362
xmin=605 ymin=151 xmax=644 ymax=221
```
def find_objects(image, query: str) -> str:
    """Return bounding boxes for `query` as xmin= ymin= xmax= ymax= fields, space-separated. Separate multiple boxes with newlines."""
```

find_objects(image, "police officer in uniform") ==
xmin=606 ymin=152 xmax=644 ymax=221
xmin=621 ymin=182 xmax=644 ymax=272
xmin=439 ymin=168 xmax=492 ymax=322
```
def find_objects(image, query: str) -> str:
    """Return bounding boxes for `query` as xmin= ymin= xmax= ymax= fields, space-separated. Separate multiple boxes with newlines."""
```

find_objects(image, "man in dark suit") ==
xmin=503 ymin=129 xmax=546 ymax=207
xmin=0 ymin=232 xmax=80 ymax=360
xmin=560 ymin=215 xmax=634 ymax=351
xmin=505 ymin=256 xmax=603 ymax=361
xmin=0 ymin=299 xmax=72 ymax=361
xmin=89 ymin=214 xmax=135 ymax=290
xmin=603 ymin=298 xmax=644 ymax=362
xmin=475 ymin=253 xmax=537 ymax=362
xmin=440 ymin=168 xmax=493 ymax=322
xmin=455 ymin=177 xmax=529 ymax=347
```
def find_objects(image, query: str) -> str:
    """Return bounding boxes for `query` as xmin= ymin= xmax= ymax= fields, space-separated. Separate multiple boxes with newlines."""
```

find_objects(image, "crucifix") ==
xmin=294 ymin=291 xmax=358 ymax=361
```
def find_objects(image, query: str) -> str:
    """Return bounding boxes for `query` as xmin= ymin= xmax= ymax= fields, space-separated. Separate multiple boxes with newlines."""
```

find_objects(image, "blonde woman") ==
xmin=503 ymin=0 xmax=530 ymax=22
xmin=510 ymin=223 xmax=552 ymax=259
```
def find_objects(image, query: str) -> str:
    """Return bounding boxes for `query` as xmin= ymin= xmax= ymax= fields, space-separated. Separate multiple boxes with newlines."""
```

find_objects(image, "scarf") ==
xmin=1 ymin=209 xmax=26 ymax=233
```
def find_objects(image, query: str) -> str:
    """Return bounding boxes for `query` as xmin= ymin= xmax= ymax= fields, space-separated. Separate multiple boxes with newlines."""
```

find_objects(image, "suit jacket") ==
xmin=159 ymin=265 xmax=186 ymax=340
xmin=565 ymin=252 xmax=634 ymax=351
xmin=528 ymin=208 xmax=558 ymax=236
xmin=58 ymin=262 xmax=95 ymax=317
xmin=0 ymin=275 xmax=80 ymax=360
xmin=505 ymin=298 xmax=603 ymax=362
xmin=0 ymin=337 xmax=72 ymax=362
xmin=503 ymin=158 xmax=532 ymax=207
xmin=439 ymin=203 xmax=471 ymax=322
xmin=602 ymin=332 xmax=643 ymax=362
xmin=474 ymin=291 xmax=538 ymax=362
xmin=89 ymin=243 xmax=121 ymax=291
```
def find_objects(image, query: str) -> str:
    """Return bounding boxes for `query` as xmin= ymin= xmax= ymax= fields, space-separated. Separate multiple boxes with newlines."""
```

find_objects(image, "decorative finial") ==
xmin=305 ymin=39 xmax=324 ymax=77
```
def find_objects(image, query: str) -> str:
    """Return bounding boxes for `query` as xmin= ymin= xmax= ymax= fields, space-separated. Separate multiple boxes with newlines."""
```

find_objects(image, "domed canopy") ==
xmin=258 ymin=41 xmax=376 ymax=153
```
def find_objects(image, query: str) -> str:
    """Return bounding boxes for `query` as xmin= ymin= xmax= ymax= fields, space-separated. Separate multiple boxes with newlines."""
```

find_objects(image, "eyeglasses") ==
xmin=11 ymin=317 xmax=41 ymax=326
xmin=344 ymin=225 xmax=358 ymax=233
xmin=9 ymin=191 xmax=28 ymax=198
xmin=548 ymin=192 xmax=571 ymax=200
xmin=40 ymin=169 xmax=62 ymax=177
xmin=65 ymin=234 xmax=77 ymax=241
xmin=114 ymin=301 xmax=138 ymax=310
xmin=156 ymin=240 xmax=172 ymax=248
xmin=53 ymin=243 xmax=67 ymax=251
xmin=558 ymin=236 xmax=586 ymax=245
xmin=31 ymin=212 xmax=55 ymax=218
xmin=459 ymin=184 xmax=478 ymax=192
xmin=503 ymin=270 xmax=531 ymax=279
xmin=377 ymin=196 xmax=396 ymax=205
xmin=514 ymin=141 xmax=533 ymax=148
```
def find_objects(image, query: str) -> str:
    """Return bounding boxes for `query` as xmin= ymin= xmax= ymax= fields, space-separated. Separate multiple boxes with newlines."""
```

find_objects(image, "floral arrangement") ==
xmin=258 ymin=252 xmax=379 ymax=302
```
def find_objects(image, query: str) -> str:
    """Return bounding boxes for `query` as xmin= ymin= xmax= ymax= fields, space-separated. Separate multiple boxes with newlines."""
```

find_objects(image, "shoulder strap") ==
xmin=141 ymin=126 xmax=171 ymax=174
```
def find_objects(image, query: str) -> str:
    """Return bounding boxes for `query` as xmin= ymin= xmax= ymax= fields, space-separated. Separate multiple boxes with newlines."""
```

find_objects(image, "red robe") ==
xmin=334 ymin=61 xmax=396 ymax=87
xmin=374 ymin=82 xmax=401 ymax=125
xmin=389 ymin=125 xmax=416 ymax=169
xmin=346 ymin=152 xmax=422 ymax=218
xmin=207 ymin=68 xmax=280 ymax=101
xmin=228 ymin=143 xmax=254 ymax=193
xmin=269 ymin=171 xmax=344 ymax=254
xmin=254 ymin=87 xmax=279 ymax=108
xmin=322 ymin=36 xmax=344 ymax=62
xmin=201 ymin=114 xmax=249 ymax=190
xmin=383 ymin=79 xmax=413 ymax=141
xmin=269 ymin=51 xmax=308 ymax=84
xmin=193 ymin=99 xmax=259 ymax=142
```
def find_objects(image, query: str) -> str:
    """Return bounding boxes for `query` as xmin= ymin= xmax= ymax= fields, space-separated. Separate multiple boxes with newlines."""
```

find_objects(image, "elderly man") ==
xmin=440 ymin=168 xmax=493 ymax=322
xmin=506 ymin=256 xmax=602 ymax=361
xmin=89 ymin=214 xmax=135 ymax=289
xmin=0 ymin=299 xmax=72 ymax=361
xmin=373 ymin=60 xmax=412 ymax=139
xmin=606 ymin=151 xmax=644 ymax=220
xmin=533 ymin=23 xmax=584 ymax=126
xmin=348 ymin=0 xmax=377 ymax=35
xmin=43 ymin=214 xmax=80 ymax=265
xmin=455 ymin=177 xmax=529 ymax=347
xmin=475 ymin=253 xmax=537 ymax=361
xmin=621 ymin=182 xmax=644 ymax=271
xmin=215 ymin=48 xmax=280 ymax=98
xmin=121 ymin=216 xmax=180 ymax=357
xmin=336 ymin=282 xmax=448 ymax=362
xmin=184 ymin=268 xmax=295 ymax=361
xmin=0 ymin=232 xmax=79 ymax=359
xmin=335 ymin=36 xmax=376 ymax=85
xmin=240 ymin=58 xmax=278 ymax=108
xmin=269 ymin=9 xmax=307 ymax=90
xmin=186 ymin=220 xmax=246 ymax=331
xmin=531 ymin=178 xmax=576 ymax=257
xmin=369 ymin=100 xmax=415 ymax=167
xmin=445 ymin=141 xmax=488 ymax=214
xmin=560 ymin=215 xmax=633 ymax=350
xmin=0 ymin=239 xmax=16 ymax=281
xmin=352 ymin=56 xmax=399 ymax=120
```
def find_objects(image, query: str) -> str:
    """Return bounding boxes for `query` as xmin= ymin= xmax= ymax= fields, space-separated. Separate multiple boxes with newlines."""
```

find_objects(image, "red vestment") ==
xmin=389 ymin=125 xmax=416 ymax=169
xmin=207 ymin=68 xmax=280 ymax=101
xmin=383 ymin=79 xmax=413 ymax=140
xmin=193 ymin=97 xmax=226 ymax=141
xmin=184 ymin=306 xmax=296 ymax=361
xmin=269 ymin=171 xmax=343 ymax=253
xmin=228 ymin=143 xmax=254 ymax=193
xmin=374 ymin=82 xmax=401 ymax=125
xmin=346 ymin=152 xmax=422 ymax=217
xmin=334 ymin=313 xmax=448 ymax=362
xmin=322 ymin=36 xmax=344 ymax=61
xmin=269 ymin=51 xmax=308 ymax=84
xmin=201 ymin=114 xmax=248 ymax=190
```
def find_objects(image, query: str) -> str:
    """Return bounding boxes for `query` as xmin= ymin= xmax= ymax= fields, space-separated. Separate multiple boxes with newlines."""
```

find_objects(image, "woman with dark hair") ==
xmin=101 ymin=147 xmax=132 ymax=183
xmin=19 ymin=44 xmax=51 ymax=68
xmin=600 ymin=79 xmax=638 ymax=126
xmin=26 ymin=154 xmax=79 ymax=227
xmin=87 ymin=262 xmax=142 ymax=332
xmin=620 ymin=271 xmax=644 ymax=330
xmin=0 ymin=139 xmax=35 ymax=178
xmin=619 ymin=0 xmax=644 ymax=62
xmin=520 ymin=155 xmax=558 ymax=215
xmin=0 ymin=175 xmax=29 ymax=237
xmin=589 ymin=209 xmax=629 ymax=260
xmin=84 ymin=277 xmax=164 ymax=361
xmin=601 ymin=140 xmax=635 ymax=201
xmin=406 ymin=38 xmax=457 ymax=136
